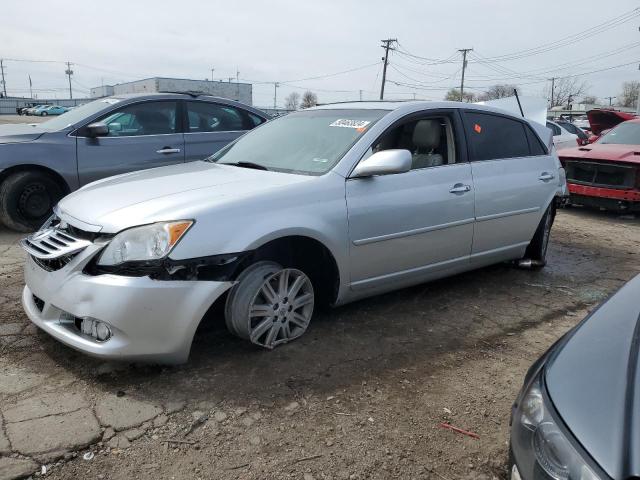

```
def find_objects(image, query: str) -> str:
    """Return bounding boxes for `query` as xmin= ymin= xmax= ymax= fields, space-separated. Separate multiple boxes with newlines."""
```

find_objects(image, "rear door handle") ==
xmin=156 ymin=147 xmax=181 ymax=154
xmin=449 ymin=183 xmax=471 ymax=194
xmin=538 ymin=172 xmax=555 ymax=182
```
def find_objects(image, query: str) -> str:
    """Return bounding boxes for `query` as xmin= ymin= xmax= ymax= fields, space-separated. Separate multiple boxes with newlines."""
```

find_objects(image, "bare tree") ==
xmin=581 ymin=95 xmax=598 ymax=105
xmin=300 ymin=91 xmax=318 ymax=109
xmin=477 ymin=84 xmax=517 ymax=101
xmin=444 ymin=88 xmax=475 ymax=103
xmin=618 ymin=81 xmax=640 ymax=108
xmin=545 ymin=77 xmax=588 ymax=107
xmin=283 ymin=92 xmax=300 ymax=110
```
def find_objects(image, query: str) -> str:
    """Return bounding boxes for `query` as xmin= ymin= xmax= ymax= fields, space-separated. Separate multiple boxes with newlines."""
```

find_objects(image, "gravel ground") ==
xmin=0 ymin=115 xmax=47 ymax=125
xmin=0 ymin=202 xmax=638 ymax=480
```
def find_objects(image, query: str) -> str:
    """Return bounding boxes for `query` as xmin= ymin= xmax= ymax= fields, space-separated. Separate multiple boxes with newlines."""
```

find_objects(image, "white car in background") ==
xmin=546 ymin=120 xmax=578 ymax=151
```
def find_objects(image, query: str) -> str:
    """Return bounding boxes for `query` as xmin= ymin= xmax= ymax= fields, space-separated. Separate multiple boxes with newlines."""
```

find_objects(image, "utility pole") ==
xmin=65 ymin=62 xmax=73 ymax=99
xmin=379 ymin=38 xmax=397 ymax=100
xmin=0 ymin=59 xmax=7 ymax=98
xmin=273 ymin=82 xmax=279 ymax=110
xmin=605 ymin=96 xmax=616 ymax=106
xmin=236 ymin=67 xmax=240 ymax=101
xmin=359 ymin=89 xmax=363 ymax=101
xmin=210 ymin=67 xmax=215 ymax=81
xmin=458 ymin=48 xmax=472 ymax=102
xmin=28 ymin=75 xmax=33 ymax=99
xmin=549 ymin=77 xmax=556 ymax=107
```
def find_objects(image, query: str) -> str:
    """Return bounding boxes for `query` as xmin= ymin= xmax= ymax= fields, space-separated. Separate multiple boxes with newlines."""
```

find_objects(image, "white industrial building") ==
xmin=90 ymin=77 xmax=253 ymax=105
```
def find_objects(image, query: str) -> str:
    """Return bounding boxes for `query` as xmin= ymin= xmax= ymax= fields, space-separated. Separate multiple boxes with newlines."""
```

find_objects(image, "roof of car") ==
xmin=311 ymin=100 xmax=530 ymax=116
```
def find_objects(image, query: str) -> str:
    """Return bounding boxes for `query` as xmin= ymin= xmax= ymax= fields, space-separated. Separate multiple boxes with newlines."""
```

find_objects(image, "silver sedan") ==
xmin=21 ymin=101 xmax=567 ymax=363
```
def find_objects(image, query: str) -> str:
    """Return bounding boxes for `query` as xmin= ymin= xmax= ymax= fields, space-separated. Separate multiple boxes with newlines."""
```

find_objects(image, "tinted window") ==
xmin=187 ymin=102 xmax=256 ymax=132
xmin=525 ymin=127 xmax=547 ymax=155
xmin=546 ymin=121 xmax=561 ymax=136
xmin=99 ymin=101 xmax=177 ymax=136
xmin=465 ymin=112 xmax=529 ymax=161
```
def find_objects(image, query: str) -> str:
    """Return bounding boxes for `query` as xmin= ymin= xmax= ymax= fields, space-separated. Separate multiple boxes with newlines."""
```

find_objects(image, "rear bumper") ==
xmin=23 ymin=252 xmax=232 ymax=364
xmin=568 ymin=182 xmax=640 ymax=211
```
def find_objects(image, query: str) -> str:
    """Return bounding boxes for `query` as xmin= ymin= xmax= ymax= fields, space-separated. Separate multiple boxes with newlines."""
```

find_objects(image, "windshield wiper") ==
xmin=222 ymin=161 xmax=270 ymax=171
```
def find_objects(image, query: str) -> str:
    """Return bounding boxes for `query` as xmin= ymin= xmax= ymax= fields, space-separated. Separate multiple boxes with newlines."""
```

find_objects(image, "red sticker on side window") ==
xmin=474 ymin=124 xmax=482 ymax=133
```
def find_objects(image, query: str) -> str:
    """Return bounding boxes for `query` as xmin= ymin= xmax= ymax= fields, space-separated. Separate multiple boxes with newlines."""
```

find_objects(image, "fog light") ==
xmin=80 ymin=318 xmax=112 ymax=342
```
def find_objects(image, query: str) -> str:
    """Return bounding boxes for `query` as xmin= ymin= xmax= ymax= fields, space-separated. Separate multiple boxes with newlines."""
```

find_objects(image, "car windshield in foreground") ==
xmin=208 ymin=109 xmax=388 ymax=175
xmin=597 ymin=121 xmax=640 ymax=145
xmin=38 ymin=97 xmax=123 ymax=131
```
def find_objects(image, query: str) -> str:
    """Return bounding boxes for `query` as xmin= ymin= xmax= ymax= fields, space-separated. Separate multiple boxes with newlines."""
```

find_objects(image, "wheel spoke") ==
xmin=277 ymin=270 xmax=289 ymax=297
xmin=264 ymin=322 xmax=281 ymax=347
xmin=261 ymin=280 xmax=278 ymax=303
xmin=250 ymin=317 xmax=274 ymax=343
xmin=289 ymin=312 xmax=309 ymax=329
xmin=287 ymin=275 xmax=306 ymax=299
xmin=250 ymin=304 xmax=273 ymax=317
xmin=292 ymin=293 xmax=313 ymax=310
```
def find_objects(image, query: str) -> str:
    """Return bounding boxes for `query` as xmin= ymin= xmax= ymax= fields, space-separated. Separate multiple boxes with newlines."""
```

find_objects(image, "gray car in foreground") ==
xmin=21 ymin=101 xmax=567 ymax=363
xmin=0 ymin=92 xmax=267 ymax=231
xmin=510 ymin=273 xmax=640 ymax=480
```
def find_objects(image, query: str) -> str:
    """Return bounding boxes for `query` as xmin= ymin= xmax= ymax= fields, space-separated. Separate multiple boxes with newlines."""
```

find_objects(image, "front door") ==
xmin=76 ymin=100 xmax=184 ymax=185
xmin=463 ymin=111 xmax=559 ymax=263
xmin=346 ymin=112 xmax=475 ymax=291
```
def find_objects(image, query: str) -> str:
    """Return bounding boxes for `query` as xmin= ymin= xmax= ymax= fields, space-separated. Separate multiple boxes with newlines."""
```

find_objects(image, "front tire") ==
xmin=225 ymin=261 xmax=315 ymax=349
xmin=522 ymin=204 xmax=555 ymax=268
xmin=0 ymin=171 xmax=64 ymax=232
xmin=41 ymin=112 xmax=48 ymax=116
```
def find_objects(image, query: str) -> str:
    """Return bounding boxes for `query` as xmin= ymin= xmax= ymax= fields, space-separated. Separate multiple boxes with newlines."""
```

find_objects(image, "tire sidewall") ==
xmin=0 ymin=171 xmax=64 ymax=232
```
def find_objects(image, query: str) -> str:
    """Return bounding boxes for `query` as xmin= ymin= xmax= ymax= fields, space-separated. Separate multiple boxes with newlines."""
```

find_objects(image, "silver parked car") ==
xmin=0 ymin=93 xmax=268 ymax=231
xmin=21 ymin=101 xmax=568 ymax=363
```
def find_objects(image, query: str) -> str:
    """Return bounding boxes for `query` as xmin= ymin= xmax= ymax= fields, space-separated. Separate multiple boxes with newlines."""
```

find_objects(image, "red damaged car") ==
xmin=559 ymin=117 xmax=640 ymax=212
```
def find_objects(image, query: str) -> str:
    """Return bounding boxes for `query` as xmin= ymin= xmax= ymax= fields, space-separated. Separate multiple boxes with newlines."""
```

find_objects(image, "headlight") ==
xmin=511 ymin=376 xmax=601 ymax=480
xmin=97 ymin=221 xmax=192 ymax=266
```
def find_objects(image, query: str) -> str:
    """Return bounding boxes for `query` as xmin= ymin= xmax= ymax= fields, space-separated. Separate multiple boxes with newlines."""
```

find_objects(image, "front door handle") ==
xmin=538 ymin=172 xmax=555 ymax=182
xmin=156 ymin=147 xmax=181 ymax=154
xmin=449 ymin=183 xmax=471 ymax=194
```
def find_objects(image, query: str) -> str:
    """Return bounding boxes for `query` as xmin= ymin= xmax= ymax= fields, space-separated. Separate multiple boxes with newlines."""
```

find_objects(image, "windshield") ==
xmin=208 ymin=109 xmax=388 ymax=175
xmin=597 ymin=121 xmax=640 ymax=145
xmin=39 ymin=97 xmax=123 ymax=131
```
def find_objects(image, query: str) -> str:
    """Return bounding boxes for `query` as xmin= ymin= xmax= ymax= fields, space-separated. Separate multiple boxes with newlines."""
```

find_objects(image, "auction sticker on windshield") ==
xmin=329 ymin=119 xmax=371 ymax=129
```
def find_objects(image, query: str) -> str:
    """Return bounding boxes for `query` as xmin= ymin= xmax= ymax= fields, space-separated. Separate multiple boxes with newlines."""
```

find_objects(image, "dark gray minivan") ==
xmin=0 ymin=93 xmax=268 ymax=231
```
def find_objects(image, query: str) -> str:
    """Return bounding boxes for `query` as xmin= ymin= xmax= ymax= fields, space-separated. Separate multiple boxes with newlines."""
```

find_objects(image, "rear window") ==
xmin=464 ymin=112 xmax=530 ymax=161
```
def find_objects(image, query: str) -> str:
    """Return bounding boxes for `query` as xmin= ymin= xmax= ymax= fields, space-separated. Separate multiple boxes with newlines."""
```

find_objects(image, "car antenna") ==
xmin=514 ymin=89 xmax=525 ymax=118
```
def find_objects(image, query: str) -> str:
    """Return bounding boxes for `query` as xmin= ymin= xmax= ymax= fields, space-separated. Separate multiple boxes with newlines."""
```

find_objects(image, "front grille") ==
xmin=32 ymin=294 xmax=44 ymax=312
xmin=21 ymin=225 xmax=92 ymax=261
xmin=31 ymin=252 xmax=79 ymax=272
xmin=564 ymin=160 xmax=637 ymax=189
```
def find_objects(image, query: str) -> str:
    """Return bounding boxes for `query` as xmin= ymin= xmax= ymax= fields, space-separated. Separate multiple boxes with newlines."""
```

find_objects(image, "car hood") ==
xmin=587 ymin=109 xmax=636 ymax=135
xmin=0 ymin=123 xmax=49 ymax=144
xmin=557 ymin=143 xmax=640 ymax=164
xmin=57 ymin=161 xmax=311 ymax=233
xmin=545 ymin=274 xmax=640 ymax=479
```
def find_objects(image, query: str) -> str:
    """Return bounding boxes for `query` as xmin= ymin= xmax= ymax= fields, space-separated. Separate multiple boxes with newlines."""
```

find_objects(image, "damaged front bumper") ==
xmin=22 ymin=237 xmax=232 ymax=364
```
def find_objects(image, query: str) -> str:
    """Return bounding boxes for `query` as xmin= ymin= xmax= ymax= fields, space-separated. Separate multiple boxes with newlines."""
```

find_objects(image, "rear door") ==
xmin=183 ymin=101 xmax=265 ymax=161
xmin=463 ymin=111 xmax=557 ymax=265
xmin=346 ymin=110 xmax=475 ymax=291
xmin=76 ymin=100 xmax=184 ymax=185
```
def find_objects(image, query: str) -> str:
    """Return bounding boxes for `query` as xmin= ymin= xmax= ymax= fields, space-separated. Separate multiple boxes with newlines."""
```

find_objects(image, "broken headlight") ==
xmin=511 ymin=375 xmax=602 ymax=480
xmin=97 ymin=221 xmax=192 ymax=266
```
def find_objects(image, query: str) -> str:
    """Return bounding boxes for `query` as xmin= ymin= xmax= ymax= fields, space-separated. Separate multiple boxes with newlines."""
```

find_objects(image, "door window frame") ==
xmin=71 ymin=99 xmax=184 ymax=138
xmin=182 ymin=100 xmax=264 ymax=135
xmin=347 ymin=109 xmax=468 ymax=178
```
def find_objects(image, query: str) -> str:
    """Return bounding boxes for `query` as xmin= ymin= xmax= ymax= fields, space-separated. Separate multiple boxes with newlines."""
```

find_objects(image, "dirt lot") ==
xmin=0 ymin=202 xmax=638 ymax=480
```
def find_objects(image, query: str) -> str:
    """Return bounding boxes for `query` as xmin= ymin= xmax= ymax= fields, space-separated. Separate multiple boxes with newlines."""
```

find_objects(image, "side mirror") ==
xmin=351 ymin=149 xmax=412 ymax=178
xmin=86 ymin=122 xmax=109 ymax=137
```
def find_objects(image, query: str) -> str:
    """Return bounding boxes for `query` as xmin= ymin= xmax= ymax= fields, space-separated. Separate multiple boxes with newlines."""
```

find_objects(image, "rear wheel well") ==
xmin=0 ymin=165 xmax=71 ymax=195
xmin=243 ymin=236 xmax=340 ymax=307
